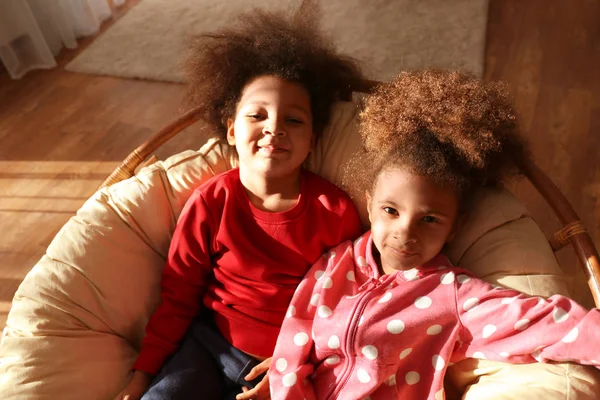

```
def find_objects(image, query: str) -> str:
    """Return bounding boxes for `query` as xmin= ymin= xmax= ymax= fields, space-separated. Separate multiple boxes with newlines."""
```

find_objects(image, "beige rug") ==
xmin=66 ymin=0 xmax=489 ymax=83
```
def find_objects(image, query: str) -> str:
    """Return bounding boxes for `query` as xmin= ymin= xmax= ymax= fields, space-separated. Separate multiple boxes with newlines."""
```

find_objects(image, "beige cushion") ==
xmin=1 ymin=102 xmax=598 ymax=399
xmin=0 ymin=141 xmax=232 ymax=399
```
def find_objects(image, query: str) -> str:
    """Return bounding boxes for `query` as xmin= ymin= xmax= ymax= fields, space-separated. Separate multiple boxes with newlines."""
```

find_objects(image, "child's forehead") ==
xmin=240 ymin=75 xmax=310 ymax=106
xmin=374 ymin=168 xmax=458 ymax=207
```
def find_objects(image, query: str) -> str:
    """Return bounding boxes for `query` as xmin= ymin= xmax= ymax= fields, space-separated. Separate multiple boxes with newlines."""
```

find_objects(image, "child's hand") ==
xmin=236 ymin=357 xmax=272 ymax=400
xmin=113 ymin=370 xmax=153 ymax=400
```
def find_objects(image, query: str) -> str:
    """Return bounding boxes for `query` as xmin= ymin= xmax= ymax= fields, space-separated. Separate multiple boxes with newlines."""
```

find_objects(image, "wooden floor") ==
xmin=0 ymin=0 xmax=599 ymax=327
xmin=485 ymin=0 xmax=600 ymax=307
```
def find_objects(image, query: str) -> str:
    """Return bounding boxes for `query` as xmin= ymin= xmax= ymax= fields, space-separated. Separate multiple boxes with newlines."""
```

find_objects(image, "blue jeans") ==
xmin=141 ymin=312 xmax=264 ymax=400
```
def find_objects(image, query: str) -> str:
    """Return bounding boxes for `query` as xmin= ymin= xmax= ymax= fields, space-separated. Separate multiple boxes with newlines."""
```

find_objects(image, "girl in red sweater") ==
xmin=269 ymin=70 xmax=600 ymax=399
xmin=115 ymin=4 xmax=363 ymax=400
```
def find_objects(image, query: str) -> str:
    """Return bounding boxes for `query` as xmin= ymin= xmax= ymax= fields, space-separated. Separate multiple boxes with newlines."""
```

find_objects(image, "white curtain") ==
xmin=0 ymin=0 xmax=125 ymax=79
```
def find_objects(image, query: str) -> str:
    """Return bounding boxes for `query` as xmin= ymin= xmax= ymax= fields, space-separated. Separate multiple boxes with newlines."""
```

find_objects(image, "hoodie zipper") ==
xmin=326 ymin=276 xmax=387 ymax=400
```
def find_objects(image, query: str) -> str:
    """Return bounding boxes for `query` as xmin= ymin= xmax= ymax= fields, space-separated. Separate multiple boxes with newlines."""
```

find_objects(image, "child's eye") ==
xmin=247 ymin=114 xmax=264 ymax=120
xmin=286 ymin=117 xmax=303 ymax=124
xmin=421 ymin=215 xmax=439 ymax=223
xmin=383 ymin=207 xmax=398 ymax=216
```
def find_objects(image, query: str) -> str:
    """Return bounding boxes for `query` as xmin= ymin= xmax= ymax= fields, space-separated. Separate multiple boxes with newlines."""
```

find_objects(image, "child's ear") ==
xmin=365 ymin=191 xmax=373 ymax=223
xmin=226 ymin=119 xmax=236 ymax=146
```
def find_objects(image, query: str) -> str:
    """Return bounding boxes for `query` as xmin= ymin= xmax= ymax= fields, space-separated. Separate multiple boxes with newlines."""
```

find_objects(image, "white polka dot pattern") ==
xmin=387 ymin=319 xmax=405 ymax=334
xmin=361 ymin=345 xmax=378 ymax=360
xmin=404 ymin=268 xmax=419 ymax=281
xmin=482 ymin=324 xmax=497 ymax=338
xmin=386 ymin=374 xmax=397 ymax=386
xmin=357 ymin=368 xmax=371 ymax=383
xmin=282 ymin=373 xmax=297 ymax=387
xmin=318 ymin=305 xmax=332 ymax=318
xmin=427 ymin=325 xmax=442 ymax=335
xmin=293 ymin=332 xmax=309 ymax=346
xmin=327 ymin=335 xmax=340 ymax=349
xmin=501 ymin=296 xmax=516 ymax=305
xmin=270 ymin=238 xmax=598 ymax=399
xmin=514 ymin=318 xmax=529 ymax=330
xmin=562 ymin=327 xmax=579 ymax=343
xmin=463 ymin=298 xmax=479 ymax=311
xmin=325 ymin=355 xmax=340 ymax=365
xmin=400 ymin=348 xmax=412 ymax=359
xmin=441 ymin=272 xmax=455 ymax=284
xmin=275 ymin=358 xmax=288 ymax=372
xmin=405 ymin=371 xmax=420 ymax=385
xmin=432 ymin=354 xmax=445 ymax=370
xmin=415 ymin=296 xmax=432 ymax=309
xmin=553 ymin=307 xmax=569 ymax=323
xmin=310 ymin=293 xmax=320 ymax=306
xmin=286 ymin=305 xmax=296 ymax=318
xmin=378 ymin=291 xmax=392 ymax=303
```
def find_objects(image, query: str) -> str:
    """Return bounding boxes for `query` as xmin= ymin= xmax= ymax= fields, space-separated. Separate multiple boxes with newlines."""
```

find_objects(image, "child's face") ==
xmin=366 ymin=167 xmax=459 ymax=274
xmin=227 ymin=75 xmax=314 ymax=179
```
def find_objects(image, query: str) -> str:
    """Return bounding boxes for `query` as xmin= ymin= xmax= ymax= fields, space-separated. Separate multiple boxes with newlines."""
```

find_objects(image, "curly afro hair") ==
xmin=347 ymin=70 xmax=530 ymax=205
xmin=184 ymin=0 xmax=363 ymax=140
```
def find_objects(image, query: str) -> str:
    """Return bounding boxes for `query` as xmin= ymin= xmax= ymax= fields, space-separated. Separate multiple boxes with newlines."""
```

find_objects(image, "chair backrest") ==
xmin=98 ymin=79 xmax=600 ymax=308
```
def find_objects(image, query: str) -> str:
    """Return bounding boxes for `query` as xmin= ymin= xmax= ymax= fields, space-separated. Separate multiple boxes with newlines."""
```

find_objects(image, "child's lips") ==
xmin=258 ymin=145 xmax=288 ymax=155
xmin=390 ymin=247 xmax=418 ymax=257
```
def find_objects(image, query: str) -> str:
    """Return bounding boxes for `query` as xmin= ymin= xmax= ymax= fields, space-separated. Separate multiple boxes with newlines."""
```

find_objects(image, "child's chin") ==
xmin=386 ymin=255 xmax=420 ymax=271
xmin=383 ymin=259 xmax=417 ymax=273
xmin=259 ymin=163 xmax=303 ymax=177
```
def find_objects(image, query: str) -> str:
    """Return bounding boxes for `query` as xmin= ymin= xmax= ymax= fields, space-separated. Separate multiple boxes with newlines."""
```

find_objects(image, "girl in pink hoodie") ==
xmin=268 ymin=70 xmax=600 ymax=400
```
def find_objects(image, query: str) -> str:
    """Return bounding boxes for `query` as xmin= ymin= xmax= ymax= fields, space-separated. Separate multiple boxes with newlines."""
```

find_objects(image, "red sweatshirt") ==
xmin=133 ymin=168 xmax=362 ymax=375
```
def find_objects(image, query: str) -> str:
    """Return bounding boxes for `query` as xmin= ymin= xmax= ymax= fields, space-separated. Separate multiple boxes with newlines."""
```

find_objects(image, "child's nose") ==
xmin=393 ymin=220 xmax=417 ymax=244
xmin=263 ymin=118 xmax=286 ymax=136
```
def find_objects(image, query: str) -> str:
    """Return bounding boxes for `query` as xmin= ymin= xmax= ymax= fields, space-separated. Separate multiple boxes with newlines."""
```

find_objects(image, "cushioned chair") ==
xmin=1 ymin=81 xmax=599 ymax=399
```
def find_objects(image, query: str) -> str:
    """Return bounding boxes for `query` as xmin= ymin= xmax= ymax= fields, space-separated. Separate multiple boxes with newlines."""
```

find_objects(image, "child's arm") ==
xmin=132 ymin=189 xmax=216 ymax=376
xmin=454 ymin=272 xmax=600 ymax=367
xmin=268 ymin=255 xmax=333 ymax=399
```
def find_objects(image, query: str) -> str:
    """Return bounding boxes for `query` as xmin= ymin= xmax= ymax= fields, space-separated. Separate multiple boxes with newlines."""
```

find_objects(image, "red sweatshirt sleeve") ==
xmin=133 ymin=189 xmax=216 ymax=375
xmin=454 ymin=272 xmax=600 ymax=368
xmin=339 ymin=196 xmax=363 ymax=244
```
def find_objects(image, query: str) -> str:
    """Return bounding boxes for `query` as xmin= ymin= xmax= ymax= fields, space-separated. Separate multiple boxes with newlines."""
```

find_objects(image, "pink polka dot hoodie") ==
xmin=269 ymin=232 xmax=600 ymax=400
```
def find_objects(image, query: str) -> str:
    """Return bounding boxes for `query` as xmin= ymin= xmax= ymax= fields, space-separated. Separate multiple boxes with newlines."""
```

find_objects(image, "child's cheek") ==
xmin=370 ymin=221 xmax=386 ymax=251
